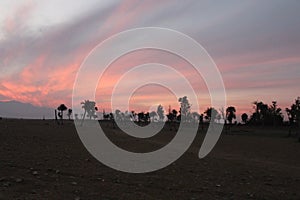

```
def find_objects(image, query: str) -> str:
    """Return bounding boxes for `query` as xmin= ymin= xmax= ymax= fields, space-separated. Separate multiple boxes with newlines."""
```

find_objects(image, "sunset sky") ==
xmin=0 ymin=0 xmax=300 ymax=119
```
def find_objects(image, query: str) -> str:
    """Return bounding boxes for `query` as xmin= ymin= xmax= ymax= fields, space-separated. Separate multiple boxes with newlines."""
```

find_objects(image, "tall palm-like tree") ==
xmin=81 ymin=100 xmax=97 ymax=125
xmin=57 ymin=104 xmax=68 ymax=124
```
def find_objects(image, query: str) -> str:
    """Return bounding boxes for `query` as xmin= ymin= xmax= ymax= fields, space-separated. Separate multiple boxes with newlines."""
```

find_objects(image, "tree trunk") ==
xmin=61 ymin=111 xmax=64 ymax=125
xmin=55 ymin=109 xmax=58 ymax=124
xmin=298 ymin=121 xmax=300 ymax=142
xmin=81 ymin=110 xmax=86 ymax=126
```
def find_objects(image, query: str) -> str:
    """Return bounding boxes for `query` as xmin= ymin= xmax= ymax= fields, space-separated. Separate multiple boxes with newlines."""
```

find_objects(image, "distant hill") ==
xmin=0 ymin=100 xmax=54 ymax=119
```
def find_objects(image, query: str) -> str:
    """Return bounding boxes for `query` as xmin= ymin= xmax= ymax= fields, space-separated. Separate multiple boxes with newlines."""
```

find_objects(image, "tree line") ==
xmin=54 ymin=96 xmax=300 ymax=127
xmin=53 ymin=96 xmax=300 ymax=141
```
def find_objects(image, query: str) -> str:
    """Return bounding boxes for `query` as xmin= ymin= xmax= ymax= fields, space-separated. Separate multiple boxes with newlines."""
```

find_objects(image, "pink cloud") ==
xmin=0 ymin=0 xmax=299 ymax=121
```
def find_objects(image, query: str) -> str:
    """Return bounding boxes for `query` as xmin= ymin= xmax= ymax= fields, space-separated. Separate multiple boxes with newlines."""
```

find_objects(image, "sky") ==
xmin=0 ymin=0 xmax=300 ymax=119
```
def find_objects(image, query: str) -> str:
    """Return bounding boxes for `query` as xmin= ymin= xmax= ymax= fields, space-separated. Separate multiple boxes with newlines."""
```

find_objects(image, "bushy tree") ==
xmin=286 ymin=97 xmax=300 ymax=125
xmin=167 ymin=109 xmax=178 ymax=122
xmin=241 ymin=113 xmax=248 ymax=124
xmin=191 ymin=112 xmax=200 ymax=122
xmin=204 ymin=107 xmax=219 ymax=123
xmin=286 ymin=97 xmax=300 ymax=141
xmin=115 ymin=109 xmax=122 ymax=121
xmin=137 ymin=112 xmax=146 ymax=123
xmin=250 ymin=101 xmax=283 ymax=126
xmin=269 ymin=101 xmax=283 ymax=126
xmin=149 ymin=111 xmax=157 ymax=122
xmin=226 ymin=106 xmax=236 ymax=124
xmin=172 ymin=109 xmax=178 ymax=118
xmin=178 ymin=96 xmax=191 ymax=122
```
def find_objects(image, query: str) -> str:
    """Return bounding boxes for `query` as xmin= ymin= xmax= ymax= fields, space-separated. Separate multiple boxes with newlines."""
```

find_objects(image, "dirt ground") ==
xmin=0 ymin=119 xmax=300 ymax=200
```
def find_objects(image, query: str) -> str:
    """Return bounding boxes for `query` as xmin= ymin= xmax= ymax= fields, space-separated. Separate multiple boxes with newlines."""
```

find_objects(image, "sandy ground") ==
xmin=0 ymin=119 xmax=300 ymax=200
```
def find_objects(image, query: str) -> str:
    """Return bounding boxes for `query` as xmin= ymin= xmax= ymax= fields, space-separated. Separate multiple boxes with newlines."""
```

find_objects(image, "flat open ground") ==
xmin=0 ymin=119 xmax=300 ymax=200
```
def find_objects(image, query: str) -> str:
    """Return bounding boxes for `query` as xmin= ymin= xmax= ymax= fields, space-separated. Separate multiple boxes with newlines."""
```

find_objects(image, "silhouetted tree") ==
xmin=81 ymin=100 xmax=97 ymax=125
xmin=172 ymin=109 xmax=178 ymax=119
xmin=54 ymin=109 xmax=58 ymax=124
xmin=167 ymin=106 xmax=172 ymax=122
xmin=149 ymin=111 xmax=157 ymax=122
xmin=131 ymin=111 xmax=137 ymax=121
xmin=166 ymin=112 xmax=172 ymax=122
xmin=199 ymin=114 xmax=204 ymax=130
xmin=269 ymin=101 xmax=283 ymax=126
xmin=167 ymin=109 xmax=178 ymax=122
xmin=123 ymin=111 xmax=131 ymax=122
xmin=251 ymin=101 xmax=283 ymax=126
xmin=137 ymin=112 xmax=146 ymax=123
xmin=219 ymin=107 xmax=226 ymax=124
xmin=286 ymin=97 xmax=300 ymax=140
xmin=94 ymin=107 xmax=98 ymax=118
xmin=145 ymin=112 xmax=150 ymax=123
xmin=176 ymin=114 xmax=181 ymax=122
xmin=157 ymin=105 xmax=164 ymax=122
xmin=259 ymin=103 xmax=268 ymax=126
xmin=226 ymin=106 xmax=236 ymax=124
xmin=67 ymin=109 xmax=72 ymax=120
xmin=241 ymin=113 xmax=248 ymax=124
xmin=57 ymin=104 xmax=67 ymax=124
xmin=286 ymin=98 xmax=300 ymax=125
xmin=251 ymin=101 xmax=268 ymax=125
xmin=178 ymin=96 xmax=191 ymax=122
xmin=115 ymin=109 xmax=122 ymax=121
xmin=252 ymin=101 xmax=261 ymax=124
xmin=109 ymin=112 xmax=116 ymax=129
xmin=102 ymin=109 xmax=110 ymax=120
xmin=191 ymin=112 xmax=200 ymax=123
xmin=216 ymin=114 xmax=221 ymax=123
xmin=204 ymin=107 xmax=219 ymax=123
